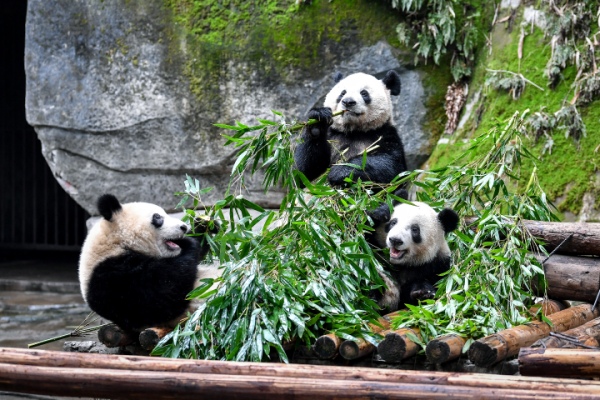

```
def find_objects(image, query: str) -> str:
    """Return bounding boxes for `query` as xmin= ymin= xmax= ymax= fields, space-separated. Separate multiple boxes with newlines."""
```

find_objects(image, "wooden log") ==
xmin=532 ymin=254 xmax=600 ymax=303
xmin=528 ymin=299 xmax=568 ymax=316
xmin=519 ymin=347 xmax=600 ymax=378
xmin=464 ymin=217 xmax=600 ymax=256
xmin=426 ymin=334 xmax=466 ymax=364
xmin=138 ymin=327 xmax=172 ymax=351
xmin=3 ymin=349 xmax=600 ymax=398
xmin=532 ymin=316 xmax=600 ymax=349
xmin=333 ymin=311 xmax=400 ymax=361
xmin=376 ymin=328 xmax=421 ymax=363
xmin=313 ymin=333 xmax=342 ymax=360
xmin=339 ymin=337 xmax=376 ymax=361
xmin=98 ymin=324 xmax=136 ymax=348
xmin=523 ymin=220 xmax=600 ymax=257
xmin=468 ymin=303 xmax=600 ymax=367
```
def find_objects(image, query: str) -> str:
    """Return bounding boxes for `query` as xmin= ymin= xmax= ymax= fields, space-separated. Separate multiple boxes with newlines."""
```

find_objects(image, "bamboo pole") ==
xmin=519 ymin=347 xmax=600 ymax=378
xmin=532 ymin=316 xmax=600 ymax=349
xmin=531 ymin=254 xmax=600 ymax=302
xmin=426 ymin=334 xmax=466 ymax=364
xmin=468 ymin=303 xmax=600 ymax=367
xmin=2 ymin=348 xmax=600 ymax=398
xmin=376 ymin=328 xmax=421 ymax=363
xmin=98 ymin=324 xmax=136 ymax=348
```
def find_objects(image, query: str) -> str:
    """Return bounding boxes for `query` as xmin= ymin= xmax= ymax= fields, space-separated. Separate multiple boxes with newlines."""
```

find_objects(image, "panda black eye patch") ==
xmin=336 ymin=90 xmax=347 ymax=104
xmin=152 ymin=213 xmax=164 ymax=228
xmin=360 ymin=90 xmax=371 ymax=104
xmin=385 ymin=218 xmax=397 ymax=232
xmin=410 ymin=224 xmax=422 ymax=243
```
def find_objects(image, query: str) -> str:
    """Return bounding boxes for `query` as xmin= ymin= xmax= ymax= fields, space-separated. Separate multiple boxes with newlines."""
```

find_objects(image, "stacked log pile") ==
xmin=2 ymin=347 xmax=600 ymax=399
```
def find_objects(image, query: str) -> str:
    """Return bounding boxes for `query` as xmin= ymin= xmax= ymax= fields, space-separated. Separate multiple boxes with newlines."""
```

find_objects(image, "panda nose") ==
xmin=341 ymin=98 xmax=356 ymax=108
xmin=180 ymin=224 xmax=189 ymax=233
xmin=389 ymin=238 xmax=403 ymax=247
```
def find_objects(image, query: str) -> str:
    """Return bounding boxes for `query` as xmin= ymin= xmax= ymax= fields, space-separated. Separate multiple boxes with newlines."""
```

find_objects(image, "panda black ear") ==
xmin=391 ymin=188 xmax=409 ymax=206
xmin=97 ymin=194 xmax=122 ymax=221
xmin=333 ymin=72 xmax=343 ymax=83
xmin=382 ymin=70 xmax=401 ymax=96
xmin=438 ymin=209 xmax=459 ymax=234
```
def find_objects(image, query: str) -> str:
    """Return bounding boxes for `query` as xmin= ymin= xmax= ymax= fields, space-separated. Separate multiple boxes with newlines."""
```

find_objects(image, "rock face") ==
xmin=25 ymin=0 xmax=442 ymax=214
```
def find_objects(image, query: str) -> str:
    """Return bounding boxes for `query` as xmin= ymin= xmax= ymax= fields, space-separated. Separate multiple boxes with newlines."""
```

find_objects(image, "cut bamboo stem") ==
xmin=532 ymin=316 xmax=600 ymax=349
xmin=468 ymin=303 xmax=600 ymax=367
xmin=426 ymin=334 xmax=466 ymax=364
xmin=519 ymin=347 xmax=600 ymax=378
xmin=98 ymin=324 xmax=136 ymax=348
xmin=376 ymin=328 xmax=421 ymax=363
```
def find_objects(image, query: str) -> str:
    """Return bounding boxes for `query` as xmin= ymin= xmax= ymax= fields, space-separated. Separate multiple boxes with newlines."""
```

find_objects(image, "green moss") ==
xmin=429 ymin=14 xmax=600 ymax=219
xmin=163 ymin=0 xmax=402 ymax=98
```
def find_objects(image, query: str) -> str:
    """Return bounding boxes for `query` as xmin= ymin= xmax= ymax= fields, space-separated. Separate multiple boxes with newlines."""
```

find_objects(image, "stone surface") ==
xmin=25 ymin=0 xmax=439 ymax=214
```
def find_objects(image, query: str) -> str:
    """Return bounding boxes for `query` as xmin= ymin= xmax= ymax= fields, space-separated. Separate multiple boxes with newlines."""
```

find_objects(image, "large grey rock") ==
xmin=25 ymin=0 xmax=438 ymax=214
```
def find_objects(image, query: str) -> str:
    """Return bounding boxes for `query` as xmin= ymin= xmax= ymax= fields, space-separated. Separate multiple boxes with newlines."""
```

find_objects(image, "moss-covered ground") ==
xmin=428 ymin=13 xmax=600 ymax=219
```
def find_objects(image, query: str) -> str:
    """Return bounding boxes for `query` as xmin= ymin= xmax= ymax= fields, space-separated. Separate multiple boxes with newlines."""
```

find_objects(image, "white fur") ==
xmin=78 ymin=201 xmax=189 ymax=302
xmin=386 ymin=202 xmax=450 ymax=266
xmin=323 ymin=73 xmax=394 ymax=133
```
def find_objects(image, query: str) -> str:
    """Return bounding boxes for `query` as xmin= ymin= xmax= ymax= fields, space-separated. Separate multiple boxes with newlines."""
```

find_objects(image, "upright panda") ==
xmin=78 ymin=194 xmax=218 ymax=333
xmin=368 ymin=191 xmax=459 ymax=311
xmin=294 ymin=71 xmax=407 ymax=186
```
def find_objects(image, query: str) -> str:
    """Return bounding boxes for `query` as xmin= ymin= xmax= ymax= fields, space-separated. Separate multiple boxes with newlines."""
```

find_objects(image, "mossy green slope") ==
xmin=429 ymin=12 xmax=600 ymax=220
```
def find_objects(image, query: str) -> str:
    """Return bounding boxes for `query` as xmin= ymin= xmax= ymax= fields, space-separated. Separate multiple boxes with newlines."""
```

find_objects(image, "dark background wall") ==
xmin=1 ymin=0 xmax=88 ymax=258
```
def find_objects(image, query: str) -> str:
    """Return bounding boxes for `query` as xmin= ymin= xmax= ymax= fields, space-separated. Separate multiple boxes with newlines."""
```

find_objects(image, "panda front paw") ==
xmin=305 ymin=107 xmax=333 ymax=139
xmin=409 ymin=282 xmax=436 ymax=301
xmin=191 ymin=214 xmax=220 ymax=235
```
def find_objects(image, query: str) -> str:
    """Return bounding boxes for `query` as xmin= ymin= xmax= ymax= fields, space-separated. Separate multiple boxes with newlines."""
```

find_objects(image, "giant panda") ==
xmin=367 ymin=191 xmax=459 ymax=311
xmin=294 ymin=70 xmax=407 ymax=186
xmin=78 ymin=194 xmax=218 ymax=333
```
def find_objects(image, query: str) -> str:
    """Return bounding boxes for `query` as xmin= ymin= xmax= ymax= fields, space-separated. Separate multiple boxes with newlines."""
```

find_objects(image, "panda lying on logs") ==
xmin=78 ymin=194 xmax=219 ymax=336
xmin=368 ymin=191 xmax=459 ymax=312
xmin=294 ymin=70 xmax=407 ymax=186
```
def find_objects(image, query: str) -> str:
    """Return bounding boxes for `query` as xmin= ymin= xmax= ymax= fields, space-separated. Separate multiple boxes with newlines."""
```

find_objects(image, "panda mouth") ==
xmin=389 ymin=247 xmax=407 ymax=260
xmin=165 ymin=240 xmax=181 ymax=251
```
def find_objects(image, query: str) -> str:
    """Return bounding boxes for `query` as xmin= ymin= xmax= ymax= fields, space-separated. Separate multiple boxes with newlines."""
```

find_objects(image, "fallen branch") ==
xmin=468 ymin=303 xmax=600 ymax=367
xmin=519 ymin=347 xmax=600 ymax=378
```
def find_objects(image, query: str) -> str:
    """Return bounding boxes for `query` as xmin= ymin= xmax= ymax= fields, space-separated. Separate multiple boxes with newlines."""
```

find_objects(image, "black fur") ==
xmin=294 ymin=113 xmax=407 ymax=186
xmin=438 ymin=208 xmax=459 ymax=233
xmin=382 ymin=70 xmax=401 ymax=96
xmin=86 ymin=237 xmax=203 ymax=332
xmin=98 ymin=194 xmax=122 ymax=221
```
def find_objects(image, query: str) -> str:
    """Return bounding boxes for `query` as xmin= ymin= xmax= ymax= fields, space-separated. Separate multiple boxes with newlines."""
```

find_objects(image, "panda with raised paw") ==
xmin=78 ymin=194 xmax=219 ymax=333
xmin=294 ymin=70 xmax=407 ymax=186
xmin=367 ymin=190 xmax=459 ymax=311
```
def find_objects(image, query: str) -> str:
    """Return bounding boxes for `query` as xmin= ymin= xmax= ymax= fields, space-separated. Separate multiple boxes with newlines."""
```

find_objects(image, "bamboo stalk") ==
xmin=519 ymin=347 xmax=600 ymax=378
xmin=376 ymin=328 xmax=421 ymax=363
xmin=532 ymin=316 xmax=600 ymax=349
xmin=426 ymin=334 xmax=466 ymax=364
xmin=468 ymin=303 xmax=600 ymax=367
xmin=2 ymin=349 xmax=600 ymax=399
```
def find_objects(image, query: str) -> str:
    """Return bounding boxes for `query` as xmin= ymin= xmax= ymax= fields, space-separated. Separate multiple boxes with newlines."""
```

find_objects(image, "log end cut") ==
xmin=314 ymin=334 xmax=341 ymax=359
xmin=377 ymin=332 xmax=406 ymax=363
